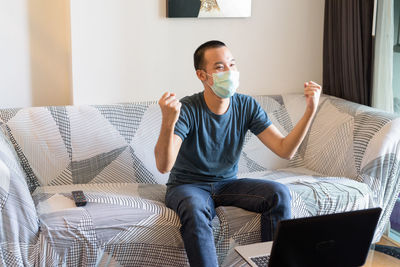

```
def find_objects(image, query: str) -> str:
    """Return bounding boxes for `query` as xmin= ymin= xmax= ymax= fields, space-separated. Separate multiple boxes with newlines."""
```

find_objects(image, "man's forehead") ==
xmin=204 ymin=47 xmax=234 ymax=64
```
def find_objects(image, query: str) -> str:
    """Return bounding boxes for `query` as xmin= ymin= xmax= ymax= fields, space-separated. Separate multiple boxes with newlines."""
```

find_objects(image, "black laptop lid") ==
xmin=268 ymin=207 xmax=382 ymax=267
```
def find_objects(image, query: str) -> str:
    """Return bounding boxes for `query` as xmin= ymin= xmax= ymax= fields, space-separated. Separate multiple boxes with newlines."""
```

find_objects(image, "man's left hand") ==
xmin=304 ymin=81 xmax=322 ymax=114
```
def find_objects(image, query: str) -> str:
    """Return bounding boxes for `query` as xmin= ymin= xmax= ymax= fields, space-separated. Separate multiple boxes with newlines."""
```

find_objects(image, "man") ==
xmin=154 ymin=40 xmax=321 ymax=267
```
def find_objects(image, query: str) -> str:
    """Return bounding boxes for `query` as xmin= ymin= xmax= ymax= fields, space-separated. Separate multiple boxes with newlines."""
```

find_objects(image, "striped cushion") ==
xmin=32 ymin=183 xmax=188 ymax=266
xmin=0 ymin=103 xmax=171 ymax=193
xmin=0 ymin=129 xmax=39 ymax=266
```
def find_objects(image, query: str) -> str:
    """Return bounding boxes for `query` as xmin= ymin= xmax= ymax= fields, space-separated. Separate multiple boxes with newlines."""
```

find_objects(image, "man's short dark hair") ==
xmin=194 ymin=40 xmax=226 ymax=70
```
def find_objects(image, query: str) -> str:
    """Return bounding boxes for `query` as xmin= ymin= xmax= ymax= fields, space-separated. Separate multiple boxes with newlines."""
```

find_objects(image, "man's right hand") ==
xmin=158 ymin=92 xmax=182 ymax=127
xmin=155 ymin=92 xmax=183 ymax=174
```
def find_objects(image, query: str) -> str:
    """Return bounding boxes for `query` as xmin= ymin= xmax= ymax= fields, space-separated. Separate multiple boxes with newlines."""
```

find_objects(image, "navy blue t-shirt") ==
xmin=168 ymin=92 xmax=271 ymax=186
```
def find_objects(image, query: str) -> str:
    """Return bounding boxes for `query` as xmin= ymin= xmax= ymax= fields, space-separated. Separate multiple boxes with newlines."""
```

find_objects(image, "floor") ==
xmin=362 ymin=236 xmax=400 ymax=267
xmin=378 ymin=235 xmax=400 ymax=247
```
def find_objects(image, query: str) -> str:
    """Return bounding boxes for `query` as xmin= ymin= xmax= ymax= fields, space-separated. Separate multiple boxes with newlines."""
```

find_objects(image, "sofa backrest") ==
xmin=237 ymin=94 xmax=299 ymax=173
xmin=0 ymin=95 xmax=302 ymax=192
xmin=289 ymin=95 xmax=400 ymax=180
xmin=2 ymin=94 xmax=396 ymax=193
xmin=0 ymin=103 xmax=172 ymax=193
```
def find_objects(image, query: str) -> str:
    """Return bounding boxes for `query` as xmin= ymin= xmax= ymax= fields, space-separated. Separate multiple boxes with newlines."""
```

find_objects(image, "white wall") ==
xmin=70 ymin=0 xmax=325 ymax=104
xmin=0 ymin=0 xmax=72 ymax=108
xmin=0 ymin=0 xmax=32 ymax=108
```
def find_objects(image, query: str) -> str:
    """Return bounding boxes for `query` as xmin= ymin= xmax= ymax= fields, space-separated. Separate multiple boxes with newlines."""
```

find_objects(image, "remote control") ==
xmin=72 ymin=190 xmax=87 ymax=207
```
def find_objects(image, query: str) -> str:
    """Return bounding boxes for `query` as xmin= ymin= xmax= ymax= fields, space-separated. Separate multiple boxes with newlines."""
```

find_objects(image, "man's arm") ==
xmin=154 ymin=92 xmax=183 ymax=174
xmin=257 ymin=81 xmax=322 ymax=160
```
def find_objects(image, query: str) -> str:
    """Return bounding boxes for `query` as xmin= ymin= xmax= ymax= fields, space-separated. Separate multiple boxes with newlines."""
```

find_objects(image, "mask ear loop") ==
xmin=202 ymin=70 xmax=214 ymax=90
xmin=202 ymin=70 xmax=212 ymax=79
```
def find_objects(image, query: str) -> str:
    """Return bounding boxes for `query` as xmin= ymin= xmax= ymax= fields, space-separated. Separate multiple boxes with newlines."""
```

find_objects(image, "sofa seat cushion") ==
xmin=31 ymin=168 xmax=374 ymax=266
xmin=240 ymin=168 xmax=373 ymax=217
xmin=214 ymin=168 xmax=375 ymax=265
xmin=32 ymin=183 xmax=191 ymax=266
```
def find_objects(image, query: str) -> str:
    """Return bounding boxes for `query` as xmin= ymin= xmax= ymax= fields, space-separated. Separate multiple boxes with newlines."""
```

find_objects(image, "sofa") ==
xmin=1 ymin=93 xmax=399 ymax=266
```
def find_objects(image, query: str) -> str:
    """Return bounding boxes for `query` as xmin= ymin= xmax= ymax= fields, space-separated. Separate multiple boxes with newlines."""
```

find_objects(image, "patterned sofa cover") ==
xmin=0 ymin=94 xmax=399 ymax=266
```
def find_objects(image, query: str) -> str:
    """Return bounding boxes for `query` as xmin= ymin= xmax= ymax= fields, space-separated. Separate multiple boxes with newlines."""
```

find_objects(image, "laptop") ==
xmin=235 ymin=207 xmax=381 ymax=267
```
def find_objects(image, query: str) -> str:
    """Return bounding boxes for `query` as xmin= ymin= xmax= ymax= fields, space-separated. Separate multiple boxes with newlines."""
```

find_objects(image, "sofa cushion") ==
xmin=31 ymin=166 xmax=373 ymax=266
xmin=0 ymin=103 xmax=174 ymax=193
xmin=240 ymin=168 xmax=373 ymax=216
xmin=237 ymin=95 xmax=297 ymax=174
xmin=210 ymin=168 xmax=374 ymax=262
xmin=32 ymin=183 xmax=191 ymax=266
xmin=0 ymin=129 xmax=39 ymax=266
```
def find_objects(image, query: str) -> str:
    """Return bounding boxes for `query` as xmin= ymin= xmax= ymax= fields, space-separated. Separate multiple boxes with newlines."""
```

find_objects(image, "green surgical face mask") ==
xmin=205 ymin=70 xmax=240 ymax=98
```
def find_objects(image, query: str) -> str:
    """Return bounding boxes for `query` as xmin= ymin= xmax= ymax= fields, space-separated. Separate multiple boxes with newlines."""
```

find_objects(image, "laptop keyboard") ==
xmin=250 ymin=255 xmax=270 ymax=267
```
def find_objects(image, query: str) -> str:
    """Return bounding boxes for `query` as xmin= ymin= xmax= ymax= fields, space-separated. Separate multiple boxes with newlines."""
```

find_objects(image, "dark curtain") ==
xmin=323 ymin=0 xmax=374 ymax=106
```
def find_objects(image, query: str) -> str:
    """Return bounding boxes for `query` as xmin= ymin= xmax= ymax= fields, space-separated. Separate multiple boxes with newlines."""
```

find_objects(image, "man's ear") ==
xmin=196 ymin=69 xmax=207 ymax=82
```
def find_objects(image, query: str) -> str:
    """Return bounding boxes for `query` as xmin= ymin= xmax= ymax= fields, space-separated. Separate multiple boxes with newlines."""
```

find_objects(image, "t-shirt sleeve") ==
xmin=174 ymin=102 xmax=191 ymax=141
xmin=248 ymin=97 xmax=272 ymax=136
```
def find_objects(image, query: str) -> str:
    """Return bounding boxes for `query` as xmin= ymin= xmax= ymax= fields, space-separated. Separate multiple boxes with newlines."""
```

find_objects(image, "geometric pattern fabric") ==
xmin=1 ymin=94 xmax=399 ymax=266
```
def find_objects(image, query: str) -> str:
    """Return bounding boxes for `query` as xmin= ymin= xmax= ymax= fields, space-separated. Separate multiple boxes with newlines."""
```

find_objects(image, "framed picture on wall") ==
xmin=167 ymin=0 xmax=252 ymax=18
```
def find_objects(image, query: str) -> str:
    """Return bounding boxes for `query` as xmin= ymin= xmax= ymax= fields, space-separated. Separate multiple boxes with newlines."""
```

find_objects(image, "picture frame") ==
xmin=167 ymin=0 xmax=252 ymax=18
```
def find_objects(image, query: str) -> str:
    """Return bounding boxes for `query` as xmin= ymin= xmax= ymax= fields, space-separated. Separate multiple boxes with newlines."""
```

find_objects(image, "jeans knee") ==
xmin=274 ymin=184 xmax=291 ymax=217
xmin=178 ymin=196 xmax=213 ymax=223
xmin=276 ymin=183 xmax=291 ymax=202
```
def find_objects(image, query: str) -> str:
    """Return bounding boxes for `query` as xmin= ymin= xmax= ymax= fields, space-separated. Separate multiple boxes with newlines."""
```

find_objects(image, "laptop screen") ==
xmin=268 ymin=208 xmax=381 ymax=267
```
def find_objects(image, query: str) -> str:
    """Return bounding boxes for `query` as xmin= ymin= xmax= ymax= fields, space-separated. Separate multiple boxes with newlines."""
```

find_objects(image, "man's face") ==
xmin=198 ymin=46 xmax=237 ymax=86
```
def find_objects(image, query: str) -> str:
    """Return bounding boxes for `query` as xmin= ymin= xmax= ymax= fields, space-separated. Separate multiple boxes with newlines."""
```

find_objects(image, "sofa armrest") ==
xmin=356 ymin=113 xmax=400 ymax=241
xmin=289 ymin=95 xmax=400 ymax=241
xmin=0 ymin=127 xmax=39 ymax=266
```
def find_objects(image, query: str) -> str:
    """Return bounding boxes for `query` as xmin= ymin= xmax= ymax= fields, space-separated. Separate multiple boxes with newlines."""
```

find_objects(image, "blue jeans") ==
xmin=165 ymin=178 xmax=291 ymax=267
